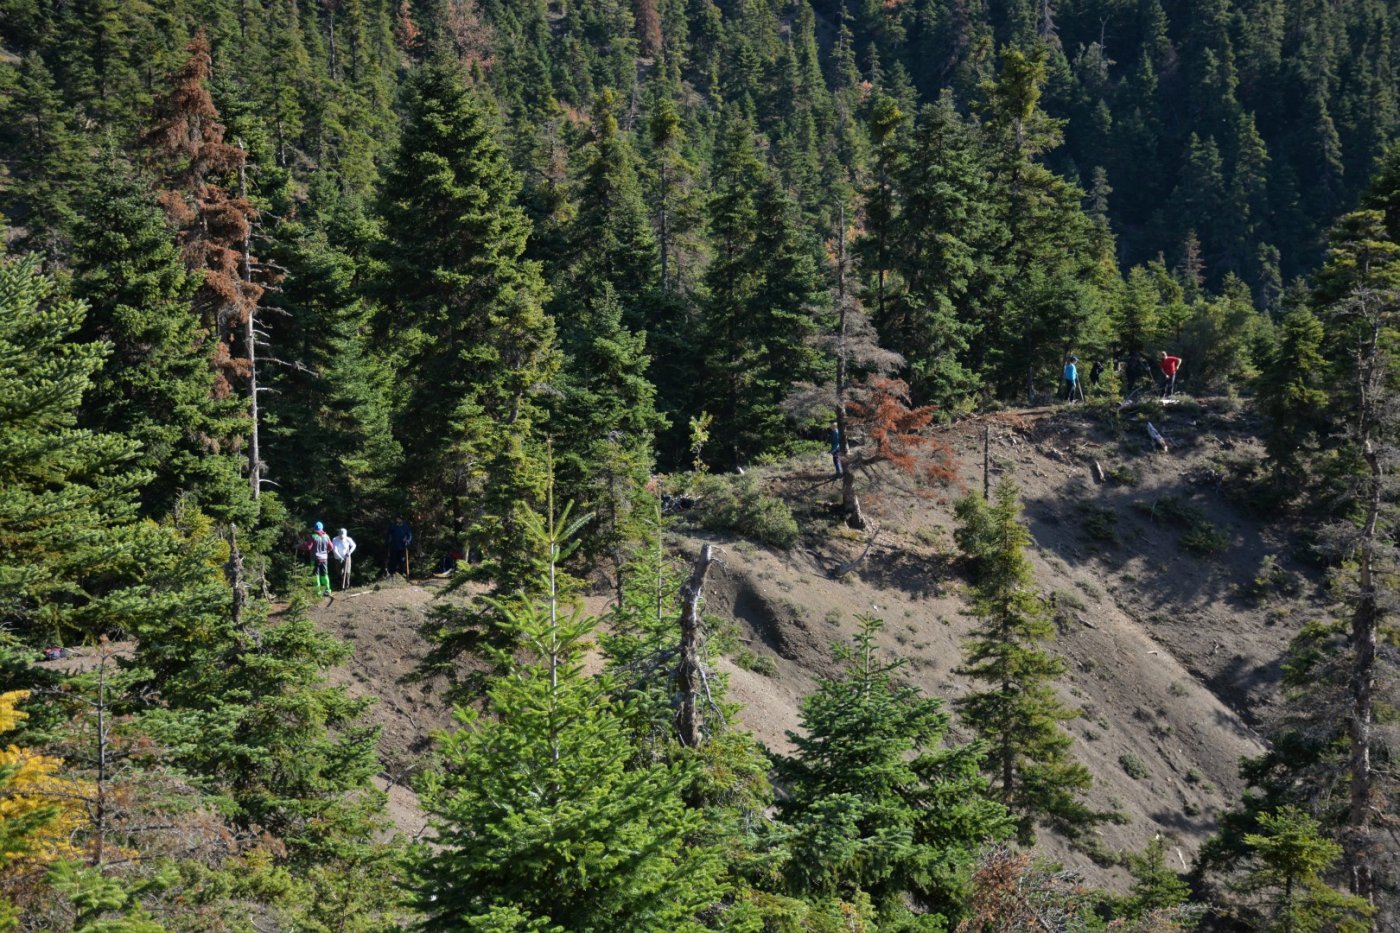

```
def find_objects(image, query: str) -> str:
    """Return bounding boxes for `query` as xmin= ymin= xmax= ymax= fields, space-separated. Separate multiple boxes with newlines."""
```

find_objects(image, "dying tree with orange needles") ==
xmin=143 ymin=31 xmax=267 ymax=495
xmin=786 ymin=215 xmax=955 ymax=529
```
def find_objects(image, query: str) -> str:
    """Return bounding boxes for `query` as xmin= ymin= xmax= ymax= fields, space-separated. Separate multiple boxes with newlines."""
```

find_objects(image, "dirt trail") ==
xmin=307 ymin=401 xmax=1311 ymax=882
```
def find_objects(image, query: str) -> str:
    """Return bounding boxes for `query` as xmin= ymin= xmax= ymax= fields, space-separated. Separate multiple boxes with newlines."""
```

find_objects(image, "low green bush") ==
xmin=692 ymin=474 xmax=800 ymax=549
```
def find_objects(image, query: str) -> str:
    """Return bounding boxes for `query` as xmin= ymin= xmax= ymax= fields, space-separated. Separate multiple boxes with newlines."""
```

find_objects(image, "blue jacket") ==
xmin=1063 ymin=362 xmax=1078 ymax=383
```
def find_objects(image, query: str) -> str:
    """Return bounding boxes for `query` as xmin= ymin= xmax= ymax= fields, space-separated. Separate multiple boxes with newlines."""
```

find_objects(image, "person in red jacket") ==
xmin=1158 ymin=351 xmax=1182 ymax=398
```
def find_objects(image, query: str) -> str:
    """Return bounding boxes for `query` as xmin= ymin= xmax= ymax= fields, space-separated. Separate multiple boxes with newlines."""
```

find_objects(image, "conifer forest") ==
xmin=4 ymin=0 xmax=1400 ymax=929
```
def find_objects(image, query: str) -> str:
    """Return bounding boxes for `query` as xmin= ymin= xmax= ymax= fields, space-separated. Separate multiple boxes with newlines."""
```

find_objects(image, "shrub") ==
xmin=1119 ymin=753 xmax=1150 ymax=780
xmin=1247 ymin=554 xmax=1302 ymax=599
xmin=734 ymin=648 xmax=777 ymax=677
xmin=1181 ymin=522 xmax=1229 ymax=555
xmin=1080 ymin=504 xmax=1119 ymax=543
xmin=692 ymin=474 xmax=799 ymax=548
xmin=1106 ymin=463 xmax=1140 ymax=486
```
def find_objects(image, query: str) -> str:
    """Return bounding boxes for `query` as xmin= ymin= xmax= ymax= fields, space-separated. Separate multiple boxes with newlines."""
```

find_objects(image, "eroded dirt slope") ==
xmin=307 ymin=400 xmax=1317 ymax=882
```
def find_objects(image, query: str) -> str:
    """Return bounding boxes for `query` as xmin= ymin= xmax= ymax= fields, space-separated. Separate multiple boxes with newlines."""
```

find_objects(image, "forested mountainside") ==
xmin=1 ymin=0 xmax=1398 ymax=929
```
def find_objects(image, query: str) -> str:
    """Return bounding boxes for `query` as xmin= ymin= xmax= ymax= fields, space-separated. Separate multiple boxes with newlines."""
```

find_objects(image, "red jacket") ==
xmin=1160 ymin=355 xmax=1182 ymax=377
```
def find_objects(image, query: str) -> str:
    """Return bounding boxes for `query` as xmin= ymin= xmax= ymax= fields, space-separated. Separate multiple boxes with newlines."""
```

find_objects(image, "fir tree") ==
xmin=1236 ymin=807 xmax=1373 ymax=931
xmin=378 ymin=57 xmax=558 ymax=583
xmin=411 ymin=492 xmax=728 ymax=929
xmin=881 ymin=92 xmax=991 ymax=407
xmin=776 ymin=616 xmax=1011 ymax=927
xmin=1258 ymin=305 xmax=1329 ymax=488
xmin=698 ymin=111 xmax=827 ymax=467
xmin=261 ymin=180 xmax=403 ymax=542
xmin=0 ymin=53 xmax=89 ymax=262
xmin=68 ymin=159 xmax=247 ymax=521
xmin=954 ymin=480 xmax=1100 ymax=844
xmin=0 ymin=256 xmax=147 ymax=645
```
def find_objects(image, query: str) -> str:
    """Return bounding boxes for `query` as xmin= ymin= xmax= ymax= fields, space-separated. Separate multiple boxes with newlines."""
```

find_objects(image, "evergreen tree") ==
xmin=1124 ymin=836 xmax=1192 ymax=920
xmin=261 ymin=181 xmax=402 ymax=543
xmin=141 ymin=30 xmax=262 ymax=522
xmin=133 ymin=537 xmax=382 ymax=860
xmin=561 ymin=89 xmax=658 ymax=324
xmin=411 ymin=494 xmax=728 ymax=930
xmin=0 ymin=256 xmax=147 ymax=645
xmin=698 ymin=111 xmax=827 ymax=467
xmin=1236 ymin=807 xmax=1373 ymax=931
xmin=776 ymin=616 xmax=1012 ymax=927
xmin=378 ymin=57 xmax=558 ymax=583
xmin=953 ymin=480 xmax=1099 ymax=844
xmin=1258 ymin=305 xmax=1329 ymax=488
xmin=880 ymin=92 xmax=991 ymax=407
xmin=977 ymin=47 xmax=1102 ymax=399
xmin=68 ymin=159 xmax=247 ymax=521
xmin=0 ymin=53 xmax=89 ymax=262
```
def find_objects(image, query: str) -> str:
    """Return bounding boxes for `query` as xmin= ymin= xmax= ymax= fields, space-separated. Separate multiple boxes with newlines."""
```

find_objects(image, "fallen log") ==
xmin=830 ymin=527 xmax=880 ymax=579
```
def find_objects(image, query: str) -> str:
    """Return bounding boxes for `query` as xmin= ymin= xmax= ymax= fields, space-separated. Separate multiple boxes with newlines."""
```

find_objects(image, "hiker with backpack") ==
xmin=1158 ymin=351 xmax=1183 ymax=398
xmin=310 ymin=522 xmax=334 ymax=597
xmin=332 ymin=527 xmax=356 ymax=591
xmin=387 ymin=517 xmax=412 ymax=578
xmin=1062 ymin=356 xmax=1080 ymax=402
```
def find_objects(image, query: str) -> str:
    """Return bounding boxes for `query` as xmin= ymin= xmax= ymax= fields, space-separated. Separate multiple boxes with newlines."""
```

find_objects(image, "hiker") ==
xmin=1089 ymin=359 xmax=1104 ymax=391
xmin=387 ymin=517 xmax=412 ymax=578
xmin=829 ymin=421 xmax=843 ymax=478
xmin=1158 ymin=351 xmax=1183 ymax=398
xmin=332 ymin=527 xmax=356 ymax=591
xmin=1119 ymin=350 xmax=1151 ymax=395
xmin=310 ymin=521 xmax=333 ymax=596
xmin=1062 ymin=356 xmax=1080 ymax=401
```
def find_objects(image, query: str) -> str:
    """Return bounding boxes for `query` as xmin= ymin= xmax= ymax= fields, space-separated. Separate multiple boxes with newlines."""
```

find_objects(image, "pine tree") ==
xmin=411 ymin=493 xmax=728 ymax=929
xmin=1237 ymin=807 xmax=1373 ymax=931
xmin=1258 ymin=305 xmax=1329 ymax=488
xmin=68 ymin=159 xmax=248 ymax=521
xmin=261 ymin=181 xmax=402 ymax=542
xmin=881 ymin=92 xmax=992 ymax=406
xmin=954 ymin=480 xmax=1099 ymax=844
xmin=776 ymin=616 xmax=1011 ymax=927
xmin=698 ymin=111 xmax=827 ymax=467
xmin=0 ymin=256 xmax=148 ymax=646
xmin=0 ymin=53 xmax=89 ymax=262
xmin=378 ymin=57 xmax=558 ymax=583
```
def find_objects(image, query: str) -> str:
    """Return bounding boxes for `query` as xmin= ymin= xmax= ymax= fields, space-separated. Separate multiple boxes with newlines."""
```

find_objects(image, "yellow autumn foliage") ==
xmin=0 ymin=690 xmax=87 ymax=872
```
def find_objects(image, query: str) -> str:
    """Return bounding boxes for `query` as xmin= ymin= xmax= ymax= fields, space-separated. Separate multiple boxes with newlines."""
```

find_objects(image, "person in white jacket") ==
xmin=332 ymin=528 xmax=357 ymax=591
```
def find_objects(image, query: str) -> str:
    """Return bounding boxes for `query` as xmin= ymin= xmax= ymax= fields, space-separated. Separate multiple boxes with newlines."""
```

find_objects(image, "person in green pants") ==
xmin=310 ymin=521 xmax=333 ymax=596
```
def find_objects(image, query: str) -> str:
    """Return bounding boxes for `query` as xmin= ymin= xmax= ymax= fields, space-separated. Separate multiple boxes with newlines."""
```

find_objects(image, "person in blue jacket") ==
xmin=1062 ymin=355 xmax=1080 ymax=401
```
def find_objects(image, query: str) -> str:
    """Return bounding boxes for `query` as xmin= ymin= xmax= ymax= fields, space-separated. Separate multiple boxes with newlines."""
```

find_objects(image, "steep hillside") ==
xmin=306 ymin=398 xmax=1316 ymax=883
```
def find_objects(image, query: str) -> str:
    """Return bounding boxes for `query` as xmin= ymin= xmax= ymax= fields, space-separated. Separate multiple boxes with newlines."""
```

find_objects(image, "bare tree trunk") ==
xmin=326 ymin=2 xmax=340 ymax=80
xmin=91 ymin=643 xmax=111 ymax=867
xmin=677 ymin=544 xmax=717 ymax=748
xmin=834 ymin=211 xmax=866 ymax=530
xmin=1346 ymin=318 xmax=1385 ymax=899
xmin=228 ymin=523 xmax=247 ymax=632
xmin=238 ymin=150 xmax=261 ymax=501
